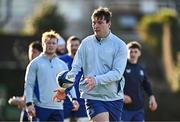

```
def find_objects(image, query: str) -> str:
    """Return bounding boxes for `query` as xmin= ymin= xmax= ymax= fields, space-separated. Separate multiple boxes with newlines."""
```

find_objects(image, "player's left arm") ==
xmin=24 ymin=62 xmax=37 ymax=105
xmin=143 ymin=71 xmax=158 ymax=111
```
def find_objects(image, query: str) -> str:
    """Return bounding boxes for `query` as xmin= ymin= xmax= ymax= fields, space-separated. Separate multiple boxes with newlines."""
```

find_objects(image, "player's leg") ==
xmin=92 ymin=112 xmax=109 ymax=121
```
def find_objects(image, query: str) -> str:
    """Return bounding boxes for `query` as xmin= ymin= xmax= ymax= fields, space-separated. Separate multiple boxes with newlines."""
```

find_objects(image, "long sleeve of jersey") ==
xmin=24 ymin=61 xmax=37 ymax=103
xmin=143 ymin=72 xmax=153 ymax=97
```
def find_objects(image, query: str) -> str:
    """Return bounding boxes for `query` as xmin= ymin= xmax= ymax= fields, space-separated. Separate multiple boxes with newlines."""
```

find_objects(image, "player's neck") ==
xmin=46 ymin=53 xmax=56 ymax=59
xmin=128 ymin=59 xmax=138 ymax=64
xmin=68 ymin=53 xmax=75 ymax=59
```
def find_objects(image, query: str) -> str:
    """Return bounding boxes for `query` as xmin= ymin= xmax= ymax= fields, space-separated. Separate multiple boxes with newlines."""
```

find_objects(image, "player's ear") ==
xmin=108 ymin=21 xmax=111 ymax=28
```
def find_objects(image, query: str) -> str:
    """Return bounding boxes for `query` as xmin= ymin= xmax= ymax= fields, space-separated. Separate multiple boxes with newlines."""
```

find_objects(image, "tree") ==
xmin=138 ymin=8 xmax=180 ymax=91
xmin=22 ymin=1 xmax=66 ymax=37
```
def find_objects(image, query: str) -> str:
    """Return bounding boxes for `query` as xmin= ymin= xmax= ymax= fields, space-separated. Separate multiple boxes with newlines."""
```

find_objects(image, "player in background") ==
xmin=56 ymin=36 xmax=67 ymax=56
xmin=24 ymin=30 xmax=71 ymax=121
xmin=8 ymin=41 xmax=42 ymax=122
xmin=122 ymin=41 xmax=158 ymax=122
xmin=59 ymin=36 xmax=88 ymax=122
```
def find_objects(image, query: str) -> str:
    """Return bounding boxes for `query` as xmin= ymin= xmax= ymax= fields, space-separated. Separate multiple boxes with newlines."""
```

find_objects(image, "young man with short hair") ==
xmin=55 ymin=7 xmax=128 ymax=122
xmin=122 ymin=41 xmax=158 ymax=122
xmin=24 ymin=30 xmax=69 ymax=121
xmin=8 ymin=41 xmax=43 ymax=122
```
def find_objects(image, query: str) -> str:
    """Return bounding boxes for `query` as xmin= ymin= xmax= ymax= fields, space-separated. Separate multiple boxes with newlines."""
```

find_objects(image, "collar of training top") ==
xmin=95 ymin=31 xmax=111 ymax=43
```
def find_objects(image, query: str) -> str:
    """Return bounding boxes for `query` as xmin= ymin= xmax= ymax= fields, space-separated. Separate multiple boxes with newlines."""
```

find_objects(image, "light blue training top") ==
xmin=70 ymin=32 xmax=128 ymax=101
xmin=25 ymin=53 xmax=69 ymax=109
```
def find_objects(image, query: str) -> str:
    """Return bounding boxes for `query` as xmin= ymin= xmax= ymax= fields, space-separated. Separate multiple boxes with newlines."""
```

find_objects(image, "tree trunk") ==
xmin=162 ymin=23 xmax=179 ymax=91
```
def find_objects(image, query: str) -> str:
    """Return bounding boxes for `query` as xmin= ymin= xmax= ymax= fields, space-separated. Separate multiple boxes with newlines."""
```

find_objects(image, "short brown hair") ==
xmin=29 ymin=41 xmax=42 ymax=52
xmin=127 ymin=41 xmax=142 ymax=51
xmin=41 ymin=30 xmax=60 ymax=43
xmin=91 ymin=7 xmax=112 ymax=23
xmin=67 ymin=36 xmax=80 ymax=44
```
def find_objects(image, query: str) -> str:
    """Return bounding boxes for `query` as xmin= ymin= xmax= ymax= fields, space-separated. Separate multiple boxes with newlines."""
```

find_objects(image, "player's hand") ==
xmin=53 ymin=88 xmax=66 ymax=102
xmin=17 ymin=99 xmax=26 ymax=109
xmin=26 ymin=105 xmax=36 ymax=117
xmin=84 ymin=76 xmax=96 ymax=91
xmin=123 ymin=95 xmax=132 ymax=104
xmin=72 ymin=100 xmax=80 ymax=111
xmin=149 ymin=95 xmax=158 ymax=112
xmin=8 ymin=96 xmax=26 ymax=109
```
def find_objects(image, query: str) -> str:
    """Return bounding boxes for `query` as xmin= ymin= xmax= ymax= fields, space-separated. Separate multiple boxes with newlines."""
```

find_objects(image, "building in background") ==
xmin=0 ymin=0 xmax=180 ymax=40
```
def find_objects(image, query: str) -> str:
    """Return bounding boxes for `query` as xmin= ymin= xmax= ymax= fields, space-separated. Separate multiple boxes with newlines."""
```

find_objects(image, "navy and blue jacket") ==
xmin=123 ymin=61 xmax=153 ymax=111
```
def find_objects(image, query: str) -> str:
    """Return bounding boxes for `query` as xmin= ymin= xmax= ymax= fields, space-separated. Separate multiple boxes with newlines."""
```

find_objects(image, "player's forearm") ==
xmin=94 ymin=70 xmax=122 ymax=85
xmin=24 ymin=86 xmax=34 ymax=103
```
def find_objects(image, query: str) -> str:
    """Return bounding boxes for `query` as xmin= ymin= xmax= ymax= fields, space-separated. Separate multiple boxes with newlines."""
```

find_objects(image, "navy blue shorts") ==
xmin=85 ymin=99 xmax=123 ymax=121
xmin=122 ymin=108 xmax=144 ymax=121
xmin=33 ymin=106 xmax=64 ymax=121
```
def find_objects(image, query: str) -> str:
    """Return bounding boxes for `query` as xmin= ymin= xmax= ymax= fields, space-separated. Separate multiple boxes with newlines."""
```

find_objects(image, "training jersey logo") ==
xmin=140 ymin=70 xmax=144 ymax=76
xmin=89 ymin=109 xmax=95 ymax=116
xmin=126 ymin=69 xmax=131 ymax=73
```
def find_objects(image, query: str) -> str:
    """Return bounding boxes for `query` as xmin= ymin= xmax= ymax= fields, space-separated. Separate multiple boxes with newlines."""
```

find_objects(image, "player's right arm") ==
xmin=24 ymin=61 xmax=37 ymax=117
